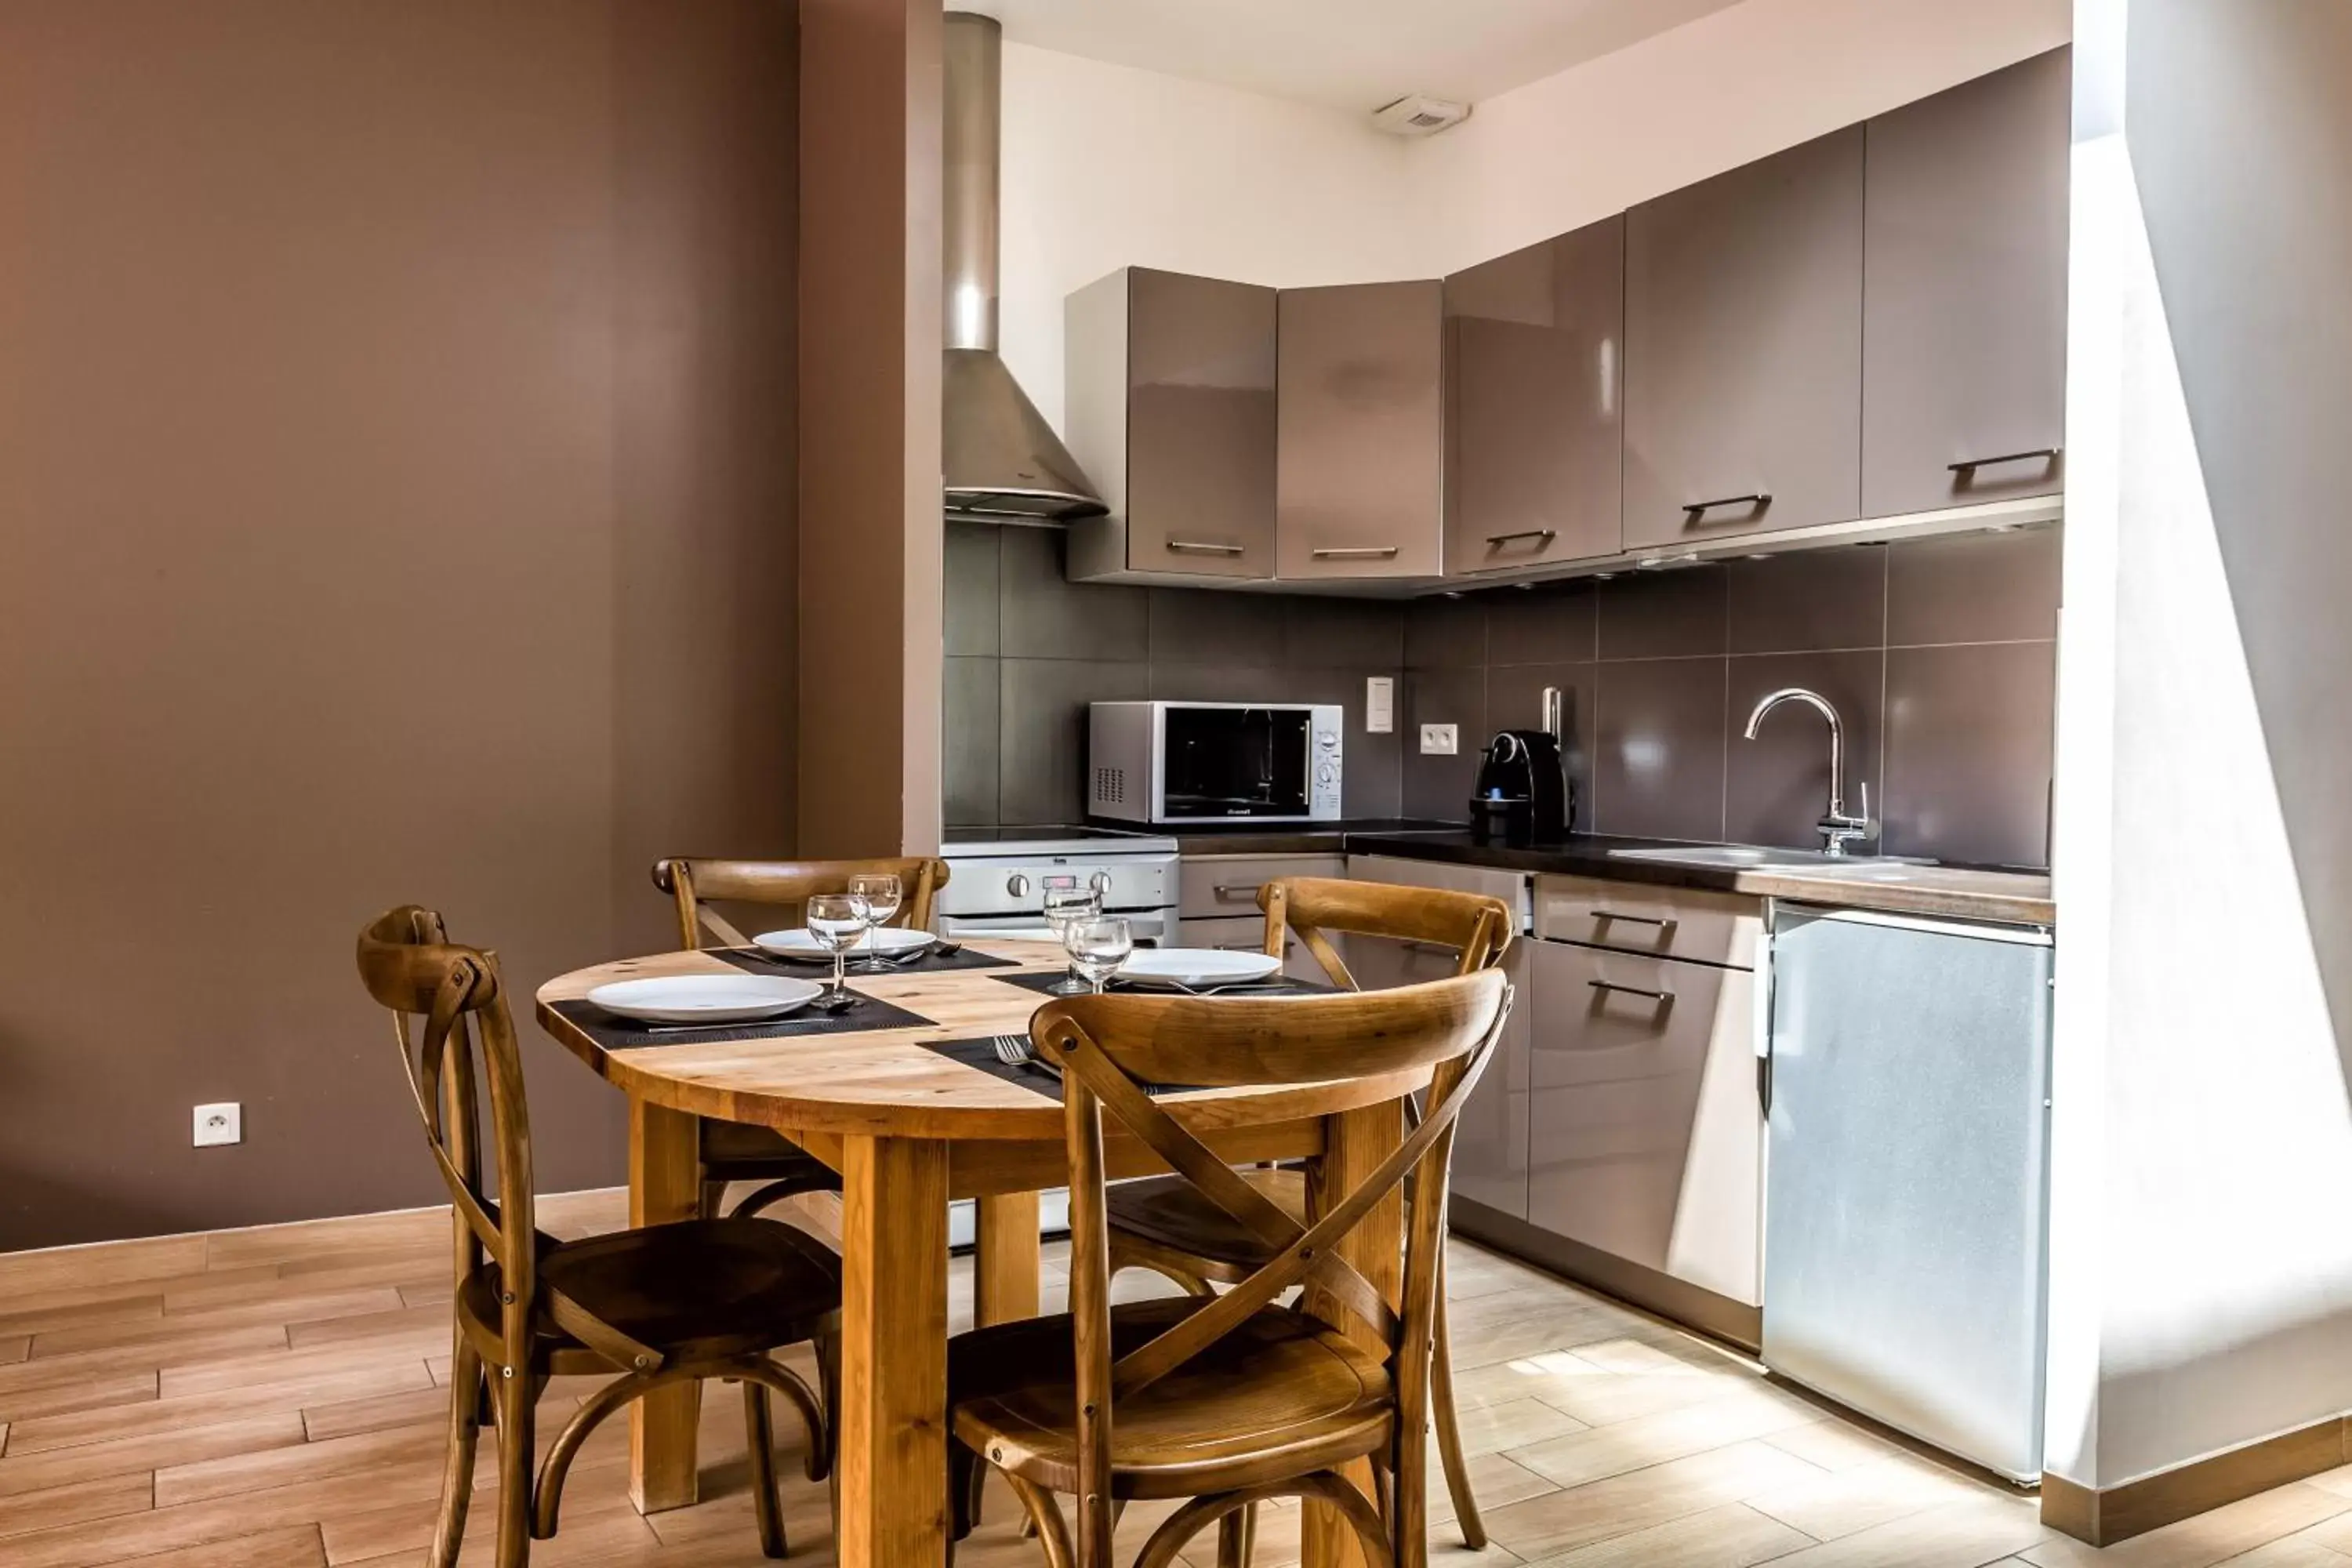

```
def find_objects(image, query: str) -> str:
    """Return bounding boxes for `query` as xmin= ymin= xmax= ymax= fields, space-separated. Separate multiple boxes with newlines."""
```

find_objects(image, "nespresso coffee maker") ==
xmin=1468 ymin=727 xmax=1571 ymax=848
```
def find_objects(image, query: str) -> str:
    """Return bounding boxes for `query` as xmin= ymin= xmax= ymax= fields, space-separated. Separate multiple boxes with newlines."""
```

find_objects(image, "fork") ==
xmin=989 ymin=1034 xmax=1059 ymax=1081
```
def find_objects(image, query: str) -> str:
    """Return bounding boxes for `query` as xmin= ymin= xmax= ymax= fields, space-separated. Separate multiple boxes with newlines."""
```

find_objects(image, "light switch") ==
xmin=1365 ymin=677 xmax=1394 ymax=734
xmin=1418 ymin=724 xmax=1457 ymax=756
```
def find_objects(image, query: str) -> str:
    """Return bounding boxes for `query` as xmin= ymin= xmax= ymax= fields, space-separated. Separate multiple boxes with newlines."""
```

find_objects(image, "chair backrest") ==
xmin=1258 ymin=875 xmax=1512 ymax=989
xmin=650 ymin=856 xmax=952 ymax=950
xmin=354 ymin=906 xmax=537 ymax=1328
xmin=1033 ymin=970 xmax=1511 ymax=1566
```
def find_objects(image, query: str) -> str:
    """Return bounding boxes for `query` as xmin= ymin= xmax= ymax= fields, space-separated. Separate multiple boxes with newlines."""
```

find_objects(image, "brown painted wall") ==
xmin=797 ymin=0 xmax=943 ymax=859
xmin=0 ymin=0 xmax=800 ymax=1250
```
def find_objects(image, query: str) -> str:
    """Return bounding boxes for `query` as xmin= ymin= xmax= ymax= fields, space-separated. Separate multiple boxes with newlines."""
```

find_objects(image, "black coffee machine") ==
xmin=1468 ymin=729 xmax=1570 ymax=848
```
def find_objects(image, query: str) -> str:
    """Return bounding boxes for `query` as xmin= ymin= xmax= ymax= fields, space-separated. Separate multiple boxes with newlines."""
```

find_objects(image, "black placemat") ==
xmin=993 ymin=971 xmax=1339 ymax=1000
xmin=711 ymin=943 xmax=1017 ymax=978
xmin=919 ymin=1036 xmax=1197 ymax=1102
xmin=551 ymin=993 xmax=938 ymax=1050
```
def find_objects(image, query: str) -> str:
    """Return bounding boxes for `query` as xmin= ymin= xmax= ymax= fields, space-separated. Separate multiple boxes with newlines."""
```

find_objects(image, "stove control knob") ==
xmin=1006 ymin=873 xmax=1029 ymax=898
xmin=1090 ymin=869 xmax=1113 ymax=895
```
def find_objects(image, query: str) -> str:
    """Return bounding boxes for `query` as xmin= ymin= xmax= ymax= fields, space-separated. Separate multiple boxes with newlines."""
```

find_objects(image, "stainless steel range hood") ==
xmin=942 ymin=12 xmax=1105 ymax=522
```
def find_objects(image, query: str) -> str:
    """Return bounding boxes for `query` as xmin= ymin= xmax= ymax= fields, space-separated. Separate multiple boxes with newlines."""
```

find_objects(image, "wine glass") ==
xmin=1065 ymin=916 xmax=1134 ymax=994
xmin=806 ymin=892 xmax=866 ymax=1004
xmin=1041 ymin=886 xmax=1101 ymax=996
xmin=847 ymin=872 xmax=903 ymax=972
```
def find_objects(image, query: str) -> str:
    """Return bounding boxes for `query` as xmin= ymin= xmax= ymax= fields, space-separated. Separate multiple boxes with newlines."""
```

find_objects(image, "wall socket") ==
xmin=194 ymin=1102 xmax=241 ymax=1148
xmin=1418 ymin=723 xmax=1457 ymax=756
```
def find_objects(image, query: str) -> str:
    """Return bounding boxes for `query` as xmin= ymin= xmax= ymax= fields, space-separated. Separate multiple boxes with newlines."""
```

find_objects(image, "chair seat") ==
xmin=949 ymin=1297 xmax=1392 ymax=1499
xmin=700 ymin=1120 xmax=842 ymax=1186
xmin=460 ymin=1217 xmax=840 ymax=1370
xmin=1107 ymin=1168 xmax=1308 ymax=1276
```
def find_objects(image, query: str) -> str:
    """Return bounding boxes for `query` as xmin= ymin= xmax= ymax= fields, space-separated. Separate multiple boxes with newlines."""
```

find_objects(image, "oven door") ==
xmin=1158 ymin=706 xmax=1315 ymax=820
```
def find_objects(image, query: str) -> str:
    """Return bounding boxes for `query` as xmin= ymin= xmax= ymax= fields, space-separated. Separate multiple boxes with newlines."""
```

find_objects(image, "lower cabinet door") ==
xmin=1347 ymin=913 xmax=1530 ymax=1221
xmin=1526 ymin=939 xmax=1760 ymax=1305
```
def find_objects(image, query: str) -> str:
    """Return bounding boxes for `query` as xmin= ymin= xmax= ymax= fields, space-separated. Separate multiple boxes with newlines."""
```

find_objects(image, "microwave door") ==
xmin=1160 ymin=707 xmax=1312 ymax=818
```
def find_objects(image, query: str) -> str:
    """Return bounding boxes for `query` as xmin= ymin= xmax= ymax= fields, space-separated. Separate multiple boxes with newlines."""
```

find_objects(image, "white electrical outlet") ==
xmin=194 ymin=1102 xmax=241 ymax=1148
xmin=1365 ymin=676 xmax=1394 ymax=734
xmin=1418 ymin=723 xmax=1457 ymax=756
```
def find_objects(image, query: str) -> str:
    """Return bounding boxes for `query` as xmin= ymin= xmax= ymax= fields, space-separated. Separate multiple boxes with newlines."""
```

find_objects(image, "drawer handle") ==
xmin=1484 ymin=529 xmax=1557 ymax=549
xmin=1218 ymin=942 xmax=1294 ymax=955
xmin=1210 ymin=884 xmax=1261 ymax=899
xmin=1589 ymin=978 xmax=1674 ymax=1004
xmin=1948 ymin=447 xmax=2060 ymax=474
xmin=1682 ymin=492 xmax=1771 ymax=518
xmin=1166 ymin=539 xmax=1247 ymax=555
xmin=1592 ymin=909 xmax=1677 ymax=931
xmin=1310 ymin=546 xmax=1401 ymax=560
xmin=1399 ymin=939 xmax=1458 ymax=955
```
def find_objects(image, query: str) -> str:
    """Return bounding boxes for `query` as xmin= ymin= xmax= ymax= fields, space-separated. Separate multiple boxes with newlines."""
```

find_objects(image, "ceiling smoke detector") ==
xmin=1370 ymin=94 xmax=1471 ymax=137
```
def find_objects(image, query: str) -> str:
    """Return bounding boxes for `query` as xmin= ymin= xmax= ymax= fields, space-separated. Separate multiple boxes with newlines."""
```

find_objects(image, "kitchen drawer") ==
xmin=1178 ymin=854 xmax=1345 ymax=919
xmin=1174 ymin=916 xmax=1327 ymax=985
xmin=1527 ymin=939 xmax=1761 ymax=1305
xmin=1532 ymin=873 xmax=1761 ymax=968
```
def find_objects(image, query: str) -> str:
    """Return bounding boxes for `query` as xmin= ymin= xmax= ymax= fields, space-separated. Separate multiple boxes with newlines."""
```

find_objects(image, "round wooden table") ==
xmin=538 ymin=935 xmax=1417 ymax=1568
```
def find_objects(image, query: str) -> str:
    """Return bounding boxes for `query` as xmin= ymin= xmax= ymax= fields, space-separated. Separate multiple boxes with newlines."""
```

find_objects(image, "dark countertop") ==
xmin=1344 ymin=830 xmax=2056 ymax=928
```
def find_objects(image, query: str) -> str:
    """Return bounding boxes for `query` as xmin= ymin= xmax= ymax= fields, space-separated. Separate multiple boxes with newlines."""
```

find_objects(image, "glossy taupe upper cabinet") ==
xmin=1624 ymin=129 xmax=1865 ymax=550
xmin=1862 ymin=49 xmax=2071 ymax=517
xmin=1276 ymin=281 xmax=1444 ymax=579
xmin=1065 ymin=267 xmax=1277 ymax=581
xmin=1443 ymin=216 xmax=1626 ymax=577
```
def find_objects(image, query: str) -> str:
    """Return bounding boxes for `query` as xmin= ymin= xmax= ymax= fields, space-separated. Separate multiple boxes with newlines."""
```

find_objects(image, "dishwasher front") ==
xmin=1762 ymin=905 xmax=2054 ymax=1483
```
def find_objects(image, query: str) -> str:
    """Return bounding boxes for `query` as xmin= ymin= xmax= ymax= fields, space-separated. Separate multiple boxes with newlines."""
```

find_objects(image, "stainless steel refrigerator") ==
xmin=1762 ymin=906 xmax=2054 ymax=1482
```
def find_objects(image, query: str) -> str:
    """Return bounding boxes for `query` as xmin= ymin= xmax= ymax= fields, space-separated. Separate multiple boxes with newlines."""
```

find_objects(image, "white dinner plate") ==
xmin=1116 ymin=949 xmax=1284 ymax=989
xmin=587 ymin=975 xmax=823 ymax=1025
xmin=753 ymin=927 xmax=935 ymax=962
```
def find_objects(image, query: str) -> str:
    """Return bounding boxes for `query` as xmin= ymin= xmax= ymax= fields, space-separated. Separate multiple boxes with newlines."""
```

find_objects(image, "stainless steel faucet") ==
xmin=1743 ymin=687 xmax=1874 ymax=856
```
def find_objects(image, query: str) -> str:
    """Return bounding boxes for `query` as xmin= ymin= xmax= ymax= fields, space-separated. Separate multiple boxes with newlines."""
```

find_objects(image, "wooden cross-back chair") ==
xmin=358 ymin=906 xmax=842 ymax=1568
xmin=947 ymin=971 xmax=1509 ymax=1568
xmin=648 ymin=856 xmax=949 ymax=1223
xmin=1104 ymin=876 xmax=1515 ymax=1555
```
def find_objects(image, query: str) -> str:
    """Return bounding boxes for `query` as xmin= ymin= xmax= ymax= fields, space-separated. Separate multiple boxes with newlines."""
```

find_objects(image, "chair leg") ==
xmin=699 ymin=1176 xmax=727 ymax=1221
xmin=744 ymin=1382 xmax=788 ymax=1559
xmin=1431 ymin=1290 xmax=1486 ymax=1549
xmin=494 ymin=1370 xmax=539 ymax=1568
xmin=1216 ymin=1503 xmax=1256 ymax=1568
xmin=430 ymin=1336 xmax=485 ymax=1568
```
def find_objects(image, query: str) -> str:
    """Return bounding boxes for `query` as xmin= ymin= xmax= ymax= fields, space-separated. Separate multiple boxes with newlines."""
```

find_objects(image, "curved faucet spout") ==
xmin=1743 ymin=687 xmax=1869 ymax=854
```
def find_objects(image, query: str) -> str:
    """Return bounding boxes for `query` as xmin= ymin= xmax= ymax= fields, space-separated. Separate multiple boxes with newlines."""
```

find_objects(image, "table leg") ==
xmin=839 ymin=1134 xmax=950 ymax=1568
xmin=974 ymin=1192 xmax=1041 ymax=1327
xmin=1303 ymin=1101 xmax=1406 ymax=1568
xmin=628 ymin=1098 xmax=702 ymax=1513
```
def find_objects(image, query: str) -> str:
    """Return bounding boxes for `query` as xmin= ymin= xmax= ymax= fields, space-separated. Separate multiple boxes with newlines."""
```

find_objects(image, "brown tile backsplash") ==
xmin=945 ymin=520 xmax=2059 ymax=862
xmin=1886 ymin=525 xmax=2062 ymax=645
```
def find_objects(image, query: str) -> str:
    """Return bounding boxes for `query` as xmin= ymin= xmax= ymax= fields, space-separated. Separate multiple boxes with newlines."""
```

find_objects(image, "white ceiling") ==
xmin=955 ymin=0 xmax=1751 ymax=114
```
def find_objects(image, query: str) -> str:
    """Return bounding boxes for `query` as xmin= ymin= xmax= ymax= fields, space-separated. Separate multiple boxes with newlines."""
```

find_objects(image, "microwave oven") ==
xmin=1087 ymin=701 xmax=1343 ymax=825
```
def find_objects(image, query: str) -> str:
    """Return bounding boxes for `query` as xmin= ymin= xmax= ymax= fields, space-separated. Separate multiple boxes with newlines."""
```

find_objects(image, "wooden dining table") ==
xmin=537 ymin=935 xmax=1419 ymax=1568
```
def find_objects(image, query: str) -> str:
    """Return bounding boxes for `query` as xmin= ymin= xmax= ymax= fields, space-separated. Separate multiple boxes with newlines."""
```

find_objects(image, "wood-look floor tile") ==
xmin=0 ymin=1412 xmax=303 ymax=1500
xmin=13 ymin=1361 xmax=432 ymax=1454
xmin=2 ymin=1336 xmax=32 ymax=1363
xmin=1483 ymin=1439 xmax=1828 ymax=1560
xmin=321 ymin=1472 xmax=655 ymax=1566
xmin=121 ymin=1522 xmax=328 ymax=1566
xmin=1748 ymin=1453 xmax=1991 ymax=1541
xmin=0 ymin=1473 xmax=154 ymax=1541
xmin=161 ymin=1263 xmax=430 ymax=1314
xmin=162 ymin=1286 xmax=409 ymax=1335
xmin=1515 ymin=1499 xmax=1815 ymax=1568
xmin=1432 ymin=1451 xmax=1562 ymax=1526
xmin=0 ymin=1372 xmax=159 ymax=1428
xmin=1512 ymin=1391 xmax=1821 ymax=1491
xmin=0 ymin=1236 xmax=209 ymax=1300
xmin=203 ymin=1213 xmax=454 ymax=1273
xmin=0 ymin=1325 xmax=292 ymax=1396
xmin=2221 ymin=1537 xmax=2352 ymax=1566
xmin=158 ymin=1421 xmax=449 ymax=1508
xmin=159 ymin=1340 xmax=434 ymax=1400
xmin=284 ymin=1305 xmax=450 ymax=1353
xmin=36 ymin=1296 xmax=383 ymax=1358
xmin=0 ymin=1298 xmax=164 ymax=1341
xmin=1762 ymin=1420 xmax=1902 ymax=1475
xmin=1759 ymin=1493 xmax=2052 ymax=1566
xmin=1454 ymin=1397 xmax=1592 ymax=1457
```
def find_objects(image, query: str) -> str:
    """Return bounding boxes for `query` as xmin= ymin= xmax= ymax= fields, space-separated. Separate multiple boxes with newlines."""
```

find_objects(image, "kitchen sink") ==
xmin=1608 ymin=844 xmax=1936 ymax=873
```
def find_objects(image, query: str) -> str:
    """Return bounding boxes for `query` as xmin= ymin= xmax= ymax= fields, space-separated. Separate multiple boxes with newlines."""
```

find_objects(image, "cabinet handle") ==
xmin=1591 ymin=909 xmax=1676 ymax=931
xmin=1948 ymin=447 xmax=2061 ymax=473
xmin=1218 ymin=941 xmax=1294 ymax=955
xmin=1310 ymin=546 xmax=1401 ymax=560
xmin=1399 ymin=938 xmax=1458 ymax=955
xmin=1485 ymin=529 xmax=1557 ymax=548
xmin=1682 ymin=492 xmax=1772 ymax=518
xmin=1589 ymin=978 xmax=1674 ymax=1004
xmin=1165 ymin=539 xmax=1247 ymax=555
xmin=1210 ymin=884 xmax=1259 ymax=899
